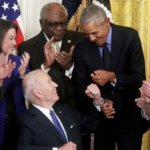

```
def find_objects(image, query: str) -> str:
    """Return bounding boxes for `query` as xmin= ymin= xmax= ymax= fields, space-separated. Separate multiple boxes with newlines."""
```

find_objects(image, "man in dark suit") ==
xmin=16 ymin=70 xmax=105 ymax=150
xmin=73 ymin=5 xmax=149 ymax=150
xmin=18 ymin=2 xmax=85 ymax=108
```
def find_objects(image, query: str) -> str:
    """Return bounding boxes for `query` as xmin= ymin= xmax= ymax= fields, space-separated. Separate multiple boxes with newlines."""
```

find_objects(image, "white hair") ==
xmin=40 ymin=3 xmax=68 ymax=20
xmin=23 ymin=70 xmax=42 ymax=101
xmin=80 ymin=4 xmax=107 ymax=25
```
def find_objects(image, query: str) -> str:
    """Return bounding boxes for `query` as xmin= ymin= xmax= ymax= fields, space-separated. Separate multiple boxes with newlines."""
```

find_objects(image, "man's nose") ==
xmin=52 ymin=81 xmax=58 ymax=88
xmin=89 ymin=34 xmax=96 ymax=42
xmin=55 ymin=24 xmax=63 ymax=30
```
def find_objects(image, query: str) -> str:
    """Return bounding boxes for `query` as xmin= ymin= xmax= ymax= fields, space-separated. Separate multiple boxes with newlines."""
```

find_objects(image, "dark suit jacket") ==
xmin=16 ymin=103 xmax=105 ymax=150
xmin=73 ymin=23 xmax=149 ymax=136
xmin=0 ymin=56 xmax=30 ymax=146
xmin=18 ymin=30 xmax=85 ymax=108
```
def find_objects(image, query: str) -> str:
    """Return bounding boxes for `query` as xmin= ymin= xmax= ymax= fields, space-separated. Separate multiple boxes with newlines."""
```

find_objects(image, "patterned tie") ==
xmin=50 ymin=110 xmax=67 ymax=142
xmin=102 ymin=42 xmax=110 ymax=71
xmin=55 ymin=42 xmax=60 ymax=52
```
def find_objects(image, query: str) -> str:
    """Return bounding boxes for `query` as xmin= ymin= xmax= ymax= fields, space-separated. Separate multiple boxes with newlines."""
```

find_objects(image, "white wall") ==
xmin=17 ymin=0 xmax=62 ymax=41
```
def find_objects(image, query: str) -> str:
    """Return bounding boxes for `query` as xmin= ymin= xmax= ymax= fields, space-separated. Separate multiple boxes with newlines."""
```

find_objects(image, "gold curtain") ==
xmin=110 ymin=0 xmax=150 ymax=150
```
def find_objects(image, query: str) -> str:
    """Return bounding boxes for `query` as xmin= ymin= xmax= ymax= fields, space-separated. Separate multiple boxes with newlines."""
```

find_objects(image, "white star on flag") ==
xmin=1 ymin=14 xmax=7 ymax=20
xmin=11 ymin=3 xmax=19 ymax=12
xmin=1 ymin=2 xmax=9 ymax=11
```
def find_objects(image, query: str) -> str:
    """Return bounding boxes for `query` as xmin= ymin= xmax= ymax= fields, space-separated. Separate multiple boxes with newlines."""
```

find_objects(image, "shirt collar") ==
xmin=43 ymin=31 xmax=62 ymax=48
xmin=105 ymin=26 xmax=112 ymax=45
xmin=33 ymin=103 xmax=54 ymax=113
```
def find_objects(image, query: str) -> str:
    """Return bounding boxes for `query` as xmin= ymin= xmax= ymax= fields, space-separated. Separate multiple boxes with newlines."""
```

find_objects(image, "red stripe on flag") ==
xmin=13 ymin=20 xmax=24 ymax=48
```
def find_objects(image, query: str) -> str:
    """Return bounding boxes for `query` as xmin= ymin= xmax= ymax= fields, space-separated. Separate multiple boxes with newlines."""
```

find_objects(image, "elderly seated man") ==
xmin=15 ymin=70 xmax=105 ymax=150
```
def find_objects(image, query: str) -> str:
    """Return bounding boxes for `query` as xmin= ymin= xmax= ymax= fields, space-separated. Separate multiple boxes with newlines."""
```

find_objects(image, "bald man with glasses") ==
xmin=18 ymin=2 xmax=85 ymax=108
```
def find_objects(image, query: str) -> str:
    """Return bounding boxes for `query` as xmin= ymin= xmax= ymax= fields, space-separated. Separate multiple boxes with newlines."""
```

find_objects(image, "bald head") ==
xmin=40 ymin=2 xmax=68 ymax=21
xmin=23 ymin=70 xmax=59 ymax=108
xmin=23 ymin=70 xmax=43 ymax=101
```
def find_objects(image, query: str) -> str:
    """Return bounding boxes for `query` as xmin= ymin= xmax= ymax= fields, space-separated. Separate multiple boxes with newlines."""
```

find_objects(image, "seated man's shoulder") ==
xmin=53 ymin=103 xmax=71 ymax=110
xmin=17 ymin=110 xmax=31 ymax=124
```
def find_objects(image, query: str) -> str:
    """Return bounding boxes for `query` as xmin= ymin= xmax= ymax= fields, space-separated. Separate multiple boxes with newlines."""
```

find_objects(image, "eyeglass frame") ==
xmin=42 ymin=19 xmax=68 ymax=29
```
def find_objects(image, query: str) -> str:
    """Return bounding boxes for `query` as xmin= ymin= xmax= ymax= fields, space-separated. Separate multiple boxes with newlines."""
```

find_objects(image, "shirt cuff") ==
xmin=111 ymin=78 xmax=117 ymax=87
xmin=141 ymin=108 xmax=150 ymax=120
xmin=93 ymin=100 xmax=101 ymax=111
xmin=53 ymin=148 xmax=58 ymax=150
xmin=65 ymin=63 xmax=74 ymax=79
xmin=41 ymin=64 xmax=50 ymax=73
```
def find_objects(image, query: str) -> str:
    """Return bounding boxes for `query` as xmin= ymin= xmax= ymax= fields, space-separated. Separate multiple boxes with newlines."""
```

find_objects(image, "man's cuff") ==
xmin=41 ymin=64 xmax=50 ymax=73
xmin=65 ymin=63 xmax=74 ymax=79
xmin=93 ymin=99 xmax=105 ymax=111
xmin=141 ymin=108 xmax=150 ymax=120
xmin=53 ymin=148 xmax=57 ymax=150
xmin=111 ymin=78 xmax=117 ymax=87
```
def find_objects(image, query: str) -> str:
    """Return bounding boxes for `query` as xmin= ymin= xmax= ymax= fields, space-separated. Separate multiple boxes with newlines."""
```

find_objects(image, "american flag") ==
xmin=0 ymin=0 xmax=24 ymax=48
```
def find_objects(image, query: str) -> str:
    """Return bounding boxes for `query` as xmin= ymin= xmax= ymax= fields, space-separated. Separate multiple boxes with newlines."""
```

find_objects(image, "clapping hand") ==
xmin=43 ymin=37 xmax=55 ymax=69
xmin=141 ymin=80 xmax=150 ymax=99
xmin=18 ymin=52 xmax=30 ymax=78
xmin=55 ymin=45 xmax=74 ymax=70
xmin=0 ymin=52 xmax=16 ymax=80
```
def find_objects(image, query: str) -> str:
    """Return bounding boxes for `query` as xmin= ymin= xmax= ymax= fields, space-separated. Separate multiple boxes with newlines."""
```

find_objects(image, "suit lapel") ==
xmin=110 ymin=24 xmax=122 ymax=72
xmin=53 ymin=106 xmax=72 ymax=142
xmin=29 ymin=104 xmax=66 ymax=143
xmin=87 ymin=24 xmax=123 ymax=72
xmin=35 ymin=31 xmax=47 ymax=52
xmin=61 ymin=30 xmax=74 ymax=53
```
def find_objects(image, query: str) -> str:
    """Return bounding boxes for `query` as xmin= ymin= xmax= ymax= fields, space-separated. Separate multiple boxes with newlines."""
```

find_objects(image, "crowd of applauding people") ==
xmin=0 ymin=2 xmax=150 ymax=150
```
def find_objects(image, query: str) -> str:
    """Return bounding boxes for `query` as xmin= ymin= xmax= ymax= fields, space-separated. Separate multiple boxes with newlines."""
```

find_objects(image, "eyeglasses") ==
xmin=43 ymin=20 xmax=68 ymax=29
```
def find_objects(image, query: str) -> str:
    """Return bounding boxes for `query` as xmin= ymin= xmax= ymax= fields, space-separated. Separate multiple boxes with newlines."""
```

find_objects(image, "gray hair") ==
xmin=80 ymin=4 xmax=107 ymax=25
xmin=23 ymin=70 xmax=42 ymax=101
xmin=40 ymin=3 xmax=68 ymax=21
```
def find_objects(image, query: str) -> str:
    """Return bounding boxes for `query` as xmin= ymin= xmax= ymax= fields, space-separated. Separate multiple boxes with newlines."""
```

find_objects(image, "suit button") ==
xmin=111 ymin=91 xmax=114 ymax=94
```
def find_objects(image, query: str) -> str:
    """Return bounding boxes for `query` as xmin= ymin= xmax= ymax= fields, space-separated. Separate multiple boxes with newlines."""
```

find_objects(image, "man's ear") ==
xmin=39 ymin=19 xmax=44 ymax=29
xmin=32 ymin=88 xmax=42 ymax=98
xmin=105 ymin=17 xmax=110 ymax=27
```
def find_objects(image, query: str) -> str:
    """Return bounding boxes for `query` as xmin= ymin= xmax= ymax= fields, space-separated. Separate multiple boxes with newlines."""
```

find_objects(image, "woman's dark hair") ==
xmin=0 ymin=19 xmax=18 ymax=53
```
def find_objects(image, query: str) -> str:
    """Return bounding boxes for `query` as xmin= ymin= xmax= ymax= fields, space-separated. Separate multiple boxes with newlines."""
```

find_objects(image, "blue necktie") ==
xmin=50 ymin=110 xmax=67 ymax=142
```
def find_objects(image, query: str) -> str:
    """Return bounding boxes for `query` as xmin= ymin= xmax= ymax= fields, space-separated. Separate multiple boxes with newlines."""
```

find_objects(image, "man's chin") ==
xmin=54 ymin=35 xmax=64 ymax=41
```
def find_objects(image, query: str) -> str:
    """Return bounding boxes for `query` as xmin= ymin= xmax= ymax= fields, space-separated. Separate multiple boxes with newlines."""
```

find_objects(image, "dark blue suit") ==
xmin=0 ymin=55 xmax=30 ymax=146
